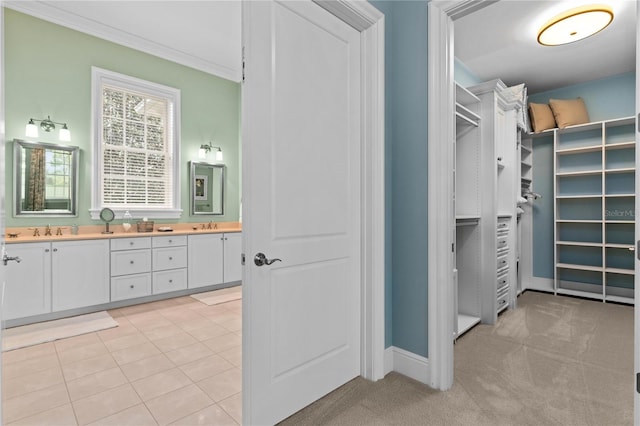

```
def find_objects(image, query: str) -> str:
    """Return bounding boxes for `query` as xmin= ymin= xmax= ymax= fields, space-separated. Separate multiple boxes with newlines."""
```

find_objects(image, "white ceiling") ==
xmin=454 ymin=0 xmax=636 ymax=94
xmin=5 ymin=1 xmax=242 ymax=82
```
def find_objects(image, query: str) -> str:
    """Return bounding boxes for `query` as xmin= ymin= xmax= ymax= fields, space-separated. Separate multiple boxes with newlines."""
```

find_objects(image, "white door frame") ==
xmin=427 ymin=0 xmax=502 ymax=391
xmin=241 ymin=0 xmax=386 ymax=419
xmin=634 ymin=1 xmax=639 ymax=423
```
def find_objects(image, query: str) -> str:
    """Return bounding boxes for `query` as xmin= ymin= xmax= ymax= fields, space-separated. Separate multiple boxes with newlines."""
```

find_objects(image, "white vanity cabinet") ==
xmin=223 ymin=232 xmax=242 ymax=283
xmin=152 ymin=235 xmax=188 ymax=294
xmin=110 ymin=237 xmax=152 ymax=302
xmin=188 ymin=233 xmax=224 ymax=289
xmin=3 ymin=242 xmax=52 ymax=320
xmin=52 ymin=239 xmax=110 ymax=311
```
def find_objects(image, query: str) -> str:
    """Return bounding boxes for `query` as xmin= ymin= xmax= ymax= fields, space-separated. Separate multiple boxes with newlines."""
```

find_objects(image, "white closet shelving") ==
xmin=454 ymin=82 xmax=482 ymax=337
xmin=468 ymin=79 xmax=522 ymax=324
xmin=453 ymin=79 xmax=523 ymax=338
xmin=554 ymin=116 xmax=636 ymax=304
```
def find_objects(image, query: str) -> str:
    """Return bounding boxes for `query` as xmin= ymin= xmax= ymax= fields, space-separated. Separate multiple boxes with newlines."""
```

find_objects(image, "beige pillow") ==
xmin=528 ymin=103 xmax=556 ymax=133
xmin=549 ymin=97 xmax=590 ymax=129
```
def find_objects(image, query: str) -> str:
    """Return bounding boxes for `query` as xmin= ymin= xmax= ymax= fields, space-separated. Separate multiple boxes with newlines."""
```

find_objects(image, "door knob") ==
xmin=3 ymin=254 xmax=22 ymax=266
xmin=254 ymin=252 xmax=282 ymax=266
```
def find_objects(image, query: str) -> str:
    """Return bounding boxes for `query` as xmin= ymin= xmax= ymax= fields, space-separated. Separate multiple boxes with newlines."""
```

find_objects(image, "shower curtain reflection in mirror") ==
xmin=14 ymin=139 xmax=79 ymax=216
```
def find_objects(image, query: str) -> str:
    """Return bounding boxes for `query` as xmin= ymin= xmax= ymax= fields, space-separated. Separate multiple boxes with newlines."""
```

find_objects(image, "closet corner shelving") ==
xmin=554 ymin=116 xmax=636 ymax=304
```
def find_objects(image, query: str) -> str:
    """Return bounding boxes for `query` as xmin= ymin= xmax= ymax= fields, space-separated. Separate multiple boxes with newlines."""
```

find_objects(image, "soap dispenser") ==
xmin=122 ymin=210 xmax=132 ymax=232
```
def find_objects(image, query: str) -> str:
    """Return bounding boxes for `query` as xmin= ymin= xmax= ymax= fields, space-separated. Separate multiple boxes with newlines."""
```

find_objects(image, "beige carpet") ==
xmin=2 ymin=311 xmax=118 ymax=351
xmin=281 ymin=291 xmax=633 ymax=425
xmin=190 ymin=285 xmax=242 ymax=306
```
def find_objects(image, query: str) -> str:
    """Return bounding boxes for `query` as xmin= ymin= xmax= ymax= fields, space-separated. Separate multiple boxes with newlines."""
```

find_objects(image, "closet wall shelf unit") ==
xmin=454 ymin=82 xmax=483 ymax=338
xmin=554 ymin=116 xmax=636 ymax=304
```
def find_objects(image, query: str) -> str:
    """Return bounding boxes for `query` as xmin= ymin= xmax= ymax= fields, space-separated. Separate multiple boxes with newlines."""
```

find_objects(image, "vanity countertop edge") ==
xmin=5 ymin=222 xmax=242 ymax=243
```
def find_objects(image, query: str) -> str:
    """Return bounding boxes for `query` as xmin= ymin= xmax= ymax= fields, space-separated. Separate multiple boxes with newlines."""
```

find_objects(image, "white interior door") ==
xmin=242 ymin=0 xmax=362 ymax=424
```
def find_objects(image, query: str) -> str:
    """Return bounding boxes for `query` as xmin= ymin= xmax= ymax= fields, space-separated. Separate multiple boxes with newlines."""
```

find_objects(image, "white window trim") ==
xmin=90 ymin=66 xmax=182 ymax=220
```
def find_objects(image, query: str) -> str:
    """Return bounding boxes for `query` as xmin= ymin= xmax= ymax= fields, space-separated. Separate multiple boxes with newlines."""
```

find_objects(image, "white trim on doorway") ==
xmin=306 ymin=0 xmax=387 ymax=383
xmin=427 ymin=0 xmax=501 ymax=391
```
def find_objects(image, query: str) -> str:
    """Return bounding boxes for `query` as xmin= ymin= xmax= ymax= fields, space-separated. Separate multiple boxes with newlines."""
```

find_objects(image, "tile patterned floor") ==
xmin=2 ymin=295 xmax=242 ymax=425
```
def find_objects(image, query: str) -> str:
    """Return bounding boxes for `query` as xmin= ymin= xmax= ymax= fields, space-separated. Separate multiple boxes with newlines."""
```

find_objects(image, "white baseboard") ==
xmin=524 ymin=276 xmax=554 ymax=293
xmin=385 ymin=346 xmax=430 ymax=385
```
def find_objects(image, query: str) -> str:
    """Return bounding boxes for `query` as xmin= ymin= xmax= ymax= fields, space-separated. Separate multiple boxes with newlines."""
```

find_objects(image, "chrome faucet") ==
xmin=44 ymin=224 xmax=52 ymax=236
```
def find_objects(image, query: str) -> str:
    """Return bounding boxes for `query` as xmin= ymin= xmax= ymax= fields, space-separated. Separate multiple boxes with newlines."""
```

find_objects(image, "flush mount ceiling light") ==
xmin=537 ymin=4 xmax=614 ymax=46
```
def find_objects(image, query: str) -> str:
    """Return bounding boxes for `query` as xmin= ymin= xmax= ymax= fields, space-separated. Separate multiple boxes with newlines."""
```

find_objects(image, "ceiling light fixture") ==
xmin=537 ymin=4 xmax=614 ymax=46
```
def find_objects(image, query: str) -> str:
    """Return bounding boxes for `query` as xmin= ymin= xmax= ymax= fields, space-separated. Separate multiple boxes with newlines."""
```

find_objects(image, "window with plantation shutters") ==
xmin=91 ymin=67 xmax=182 ymax=219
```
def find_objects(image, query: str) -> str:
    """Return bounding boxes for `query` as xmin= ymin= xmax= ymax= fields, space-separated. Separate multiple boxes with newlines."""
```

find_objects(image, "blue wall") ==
xmin=371 ymin=0 xmax=429 ymax=357
xmin=454 ymin=57 xmax=483 ymax=87
xmin=528 ymin=72 xmax=636 ymax=278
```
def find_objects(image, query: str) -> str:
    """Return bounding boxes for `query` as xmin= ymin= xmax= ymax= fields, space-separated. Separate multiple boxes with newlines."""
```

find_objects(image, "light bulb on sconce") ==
xmin=25 ymin=116 xmax=71 ymax=141
xmin=199 ymin=142 xmax=223 ymax=161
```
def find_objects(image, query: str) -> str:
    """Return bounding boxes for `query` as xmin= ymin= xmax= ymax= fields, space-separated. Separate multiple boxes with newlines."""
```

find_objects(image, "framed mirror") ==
xmin=190 ymin=161 xmax=224 ymax=215
xmin=13 ymin=139 xmax=79 ymax=217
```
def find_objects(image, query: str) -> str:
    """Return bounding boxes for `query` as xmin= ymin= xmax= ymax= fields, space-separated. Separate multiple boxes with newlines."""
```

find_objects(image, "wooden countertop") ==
xmin=5 ymin=222 xmax=242 ymax=243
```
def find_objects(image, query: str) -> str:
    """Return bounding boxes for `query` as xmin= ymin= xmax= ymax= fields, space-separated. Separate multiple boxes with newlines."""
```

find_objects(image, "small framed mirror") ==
xmin=13 ymin=139 xmax=79 ymax=217
xmin=190 ymin=161 xmax=224 ymax=215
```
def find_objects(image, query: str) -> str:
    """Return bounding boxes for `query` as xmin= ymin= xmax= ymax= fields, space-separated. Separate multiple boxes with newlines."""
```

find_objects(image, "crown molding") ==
xmin=5 ymin=1 xmax=241 ymax=83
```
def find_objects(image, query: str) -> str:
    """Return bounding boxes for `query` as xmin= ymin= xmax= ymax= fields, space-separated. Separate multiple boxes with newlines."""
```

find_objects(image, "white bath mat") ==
xmin=191 ymin=286 xmax=242 ymax=306
xmin=2 ymin=311 xmax=118 ymax=351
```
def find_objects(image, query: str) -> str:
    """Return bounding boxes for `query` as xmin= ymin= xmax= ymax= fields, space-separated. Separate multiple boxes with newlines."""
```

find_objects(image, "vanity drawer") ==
xmin=153 ymin=235 xmax=187 ymax=248
xmin=153 ymin=268 xmax=187 ymax=294
xmin=111 ymin=249 xmax=152 ymax=276
xmin=153 ymin=246 xmax=187 ymax=271
xmin=112 ymin=237 xmax=152 ymax=251
xmin=111 ymin=273 xmax=152 ymax=301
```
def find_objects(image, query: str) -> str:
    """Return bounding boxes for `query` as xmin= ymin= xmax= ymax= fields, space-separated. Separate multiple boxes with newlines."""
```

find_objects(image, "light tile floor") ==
xmin=2 ymin=295 xmax=242 ymax=425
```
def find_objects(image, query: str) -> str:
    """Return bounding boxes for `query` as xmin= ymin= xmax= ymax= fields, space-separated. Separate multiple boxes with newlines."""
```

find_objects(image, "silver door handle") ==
xmin=254 ymin=252 xmax=282 ymax=266
xmin=3 ymin=254 xmax=22 ymax=266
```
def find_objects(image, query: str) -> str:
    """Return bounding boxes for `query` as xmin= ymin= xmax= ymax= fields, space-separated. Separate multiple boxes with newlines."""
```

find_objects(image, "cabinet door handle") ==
xmin=53 ymin=248 xmax=58 ymax=252
xmin=130 ymin=260 xmax=134 ymax=264
xmin=130 ymin=285 xmax=134 ymax=289
xmin=169 ymin=279 xmax=173 ymax=283
xmin=169 ymin=256 xmax=173 ymax=260
xmin=130 ymin=242 xmax=134 ymax=246
xmin=45 ymin=249 xmax=50 ymax=253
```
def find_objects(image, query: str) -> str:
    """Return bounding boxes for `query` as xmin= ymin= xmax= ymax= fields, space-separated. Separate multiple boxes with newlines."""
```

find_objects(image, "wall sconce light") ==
xmin=26 ymin=116 xmax=71 ymax=141
xmin=199 ymin=143 xmax=223 ymax=161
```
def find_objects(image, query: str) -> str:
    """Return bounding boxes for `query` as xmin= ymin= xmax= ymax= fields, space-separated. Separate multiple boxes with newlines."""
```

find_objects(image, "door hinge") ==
xmin=242 ymin=46 xmax=245 ymax=83
xmin=241 ymin=253 xmax=245 ymax=266
xmin=637 ymin=241 xmax=640 ymax=260
xmin=452 ymin=243 xmax=455 ymax=253
xmin=636 ymin=373 xmax=640 ymax=393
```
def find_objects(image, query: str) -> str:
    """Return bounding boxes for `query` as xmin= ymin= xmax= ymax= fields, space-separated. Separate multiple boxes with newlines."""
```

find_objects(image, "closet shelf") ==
xmin=605 ymin=167 xmax=635 ymax=174
xmin=556 ymin=263 xmax=602 ymax=272
xmin=557 ymin=288 xmax=603 ymax=301
xmin=604 ymin=193 xmax=634 ymax=198
xmin=605 ymin=141 xmax=635 ymax=150
xmin=556 ymin=145 xmax=602 ymax=155
xmin=556 ymin=170 xmax=601 ymax=177
xmin=556 ymin=240 xmax=602 ymax=247
xmin=605 ymin=267 xmax=634 ymax=275
xmin=556 ymin=219 xmax=603 ymax=223
xmin=605 ymin=243 xmax=634 ymax=249
xmin=457 ymin=314 xmax=481 ymax=336
xmin=556 ymin=194 xmax=602 ymax=199
xmin=605 ymin=294 xmax=634 ymax=304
